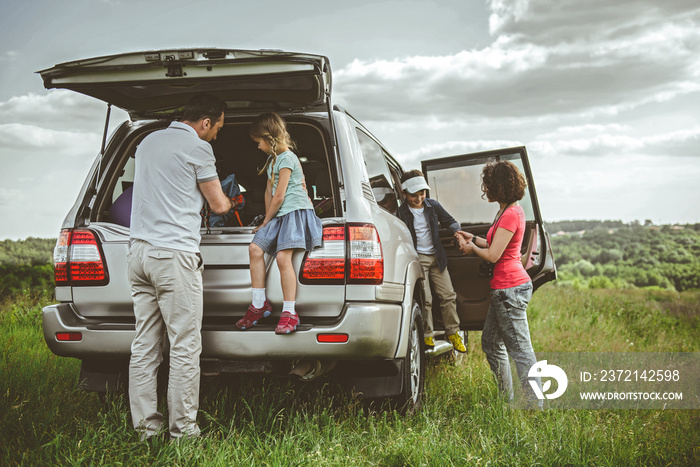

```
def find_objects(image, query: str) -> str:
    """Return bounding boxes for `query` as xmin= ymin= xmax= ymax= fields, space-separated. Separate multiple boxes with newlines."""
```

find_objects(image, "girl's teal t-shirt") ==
xmin=267 ymin=150 xmax=314 ymax=217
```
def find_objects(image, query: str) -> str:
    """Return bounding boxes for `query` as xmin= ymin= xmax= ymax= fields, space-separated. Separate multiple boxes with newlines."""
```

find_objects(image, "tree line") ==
xmin=1 ymin=221 xmax=699 ymax=297
xmin=548 ymin=219 xmax=700 ymax=233
xmin=0 ymin=238 xmax=55 ymax=298
xmin=550 ymin=222 xmax=700 ymax=292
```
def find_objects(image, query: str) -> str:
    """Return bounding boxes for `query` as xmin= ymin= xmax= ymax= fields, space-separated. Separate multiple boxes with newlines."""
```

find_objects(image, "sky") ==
xmin=1 ymin=0 xmax=699 ymax=240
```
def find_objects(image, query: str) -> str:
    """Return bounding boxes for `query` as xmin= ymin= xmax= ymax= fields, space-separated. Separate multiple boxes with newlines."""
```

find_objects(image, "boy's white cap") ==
xmin=401 ymin=175 xmax=430 ymax=194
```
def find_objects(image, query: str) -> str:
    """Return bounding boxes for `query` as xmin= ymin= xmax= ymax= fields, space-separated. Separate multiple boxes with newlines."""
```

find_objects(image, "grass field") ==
xmin=2 ymin=285 xmax=699 ymax=466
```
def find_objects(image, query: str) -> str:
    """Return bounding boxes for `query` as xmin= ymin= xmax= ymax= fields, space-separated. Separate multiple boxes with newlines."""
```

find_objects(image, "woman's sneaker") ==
xmin=275 ymin=311 xmax=300 ymax=334
xmin=236 ymin=301 xmax=272 ymax=330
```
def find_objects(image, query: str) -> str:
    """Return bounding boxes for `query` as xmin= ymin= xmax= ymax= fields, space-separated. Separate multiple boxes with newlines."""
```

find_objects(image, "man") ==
xmin=128 ymin=94 xmax=234 ymax=441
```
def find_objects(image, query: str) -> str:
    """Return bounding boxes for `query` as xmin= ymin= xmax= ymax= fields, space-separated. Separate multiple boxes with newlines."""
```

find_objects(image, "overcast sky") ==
xmin=1 ymin=0 xmax=699 ymax=240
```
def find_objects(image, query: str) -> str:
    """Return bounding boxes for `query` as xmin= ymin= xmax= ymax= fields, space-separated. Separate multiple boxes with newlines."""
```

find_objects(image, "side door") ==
xmin=421 ymin=146 xmax=556 ymax=330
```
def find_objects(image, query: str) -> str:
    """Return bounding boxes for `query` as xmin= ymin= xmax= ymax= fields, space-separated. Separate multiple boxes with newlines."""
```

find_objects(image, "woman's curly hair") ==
xmin=481 ymin=161 xmax=527 ymax=203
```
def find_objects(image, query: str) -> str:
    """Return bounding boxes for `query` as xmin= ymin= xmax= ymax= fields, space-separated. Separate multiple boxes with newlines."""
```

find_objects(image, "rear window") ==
xmin=97 ymin=119 xmax=336 ymax=228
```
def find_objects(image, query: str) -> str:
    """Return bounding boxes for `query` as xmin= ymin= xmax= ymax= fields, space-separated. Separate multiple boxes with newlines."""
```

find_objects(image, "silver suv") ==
xmin=39 ymin=49 xmax=556 ymax=412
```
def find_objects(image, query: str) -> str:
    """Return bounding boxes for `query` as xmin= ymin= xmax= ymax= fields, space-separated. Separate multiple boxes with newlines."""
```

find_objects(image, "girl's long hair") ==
xmin=250 ymin=113 xmax=296 ymax=178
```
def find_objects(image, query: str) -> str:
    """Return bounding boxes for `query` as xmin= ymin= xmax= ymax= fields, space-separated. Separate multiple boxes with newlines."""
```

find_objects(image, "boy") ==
xmin=397 ymin=170 xmax=466 ymax=352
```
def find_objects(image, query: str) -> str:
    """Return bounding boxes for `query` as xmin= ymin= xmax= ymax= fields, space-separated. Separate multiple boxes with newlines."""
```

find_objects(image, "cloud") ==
xmin=532 ymin=153 xmax=700 ymax=223
xmin=0 ymin=50 xmax=19 ymax=62
xmin=487 ymin=0 xmax=699 ymax=45
xmin=0 ymin=91 xmax=128 ymax=175
xmin=335 ymin=1 xmax=700 ymax=122
xmin=390 ymin=123 xmax=700 ymax=175
xmin=0 ymin=91 xmax=118 ymax=131
xmin=0 ymin=123 xmax=102 ymax=155
xmin=397 ymin=139 xmax=523 ymax=168
xmin=0 ymin=92 xmax=103 ymax=238
xmin=0 ymin=187 xmax=25 ymax=206
xmin=529 ymin=125 xmax=700 ymax=157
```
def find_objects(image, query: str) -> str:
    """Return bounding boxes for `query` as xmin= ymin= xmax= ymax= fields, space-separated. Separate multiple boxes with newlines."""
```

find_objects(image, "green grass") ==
xmin=1 ymin=286 xmax=699 ymax=466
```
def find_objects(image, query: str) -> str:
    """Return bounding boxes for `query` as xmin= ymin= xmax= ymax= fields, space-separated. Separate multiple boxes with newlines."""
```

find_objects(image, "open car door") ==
xmin=421 ymin=146 xmax=556 ymax=331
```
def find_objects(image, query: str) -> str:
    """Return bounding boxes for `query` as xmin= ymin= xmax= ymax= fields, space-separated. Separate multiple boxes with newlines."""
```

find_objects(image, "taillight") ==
xmin=301 ymin=226 xmax=346 ymax=284
xmin=53 ymin=229 xmax=109 ymax=286
xmin=348 ymin=224 xmax=383 ymax=284
xmin=300 ymin=223 xmax=383 ymax=285
xmin=54 ymin=230 xmax=70 ymax=285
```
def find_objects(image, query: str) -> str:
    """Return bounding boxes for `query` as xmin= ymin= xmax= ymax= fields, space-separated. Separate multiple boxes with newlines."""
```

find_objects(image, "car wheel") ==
xmin=392 ymin=300 xmax=426 ymax=414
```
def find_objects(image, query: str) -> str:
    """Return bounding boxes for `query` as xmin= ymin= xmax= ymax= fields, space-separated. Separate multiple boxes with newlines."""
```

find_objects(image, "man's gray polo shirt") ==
xmin=130 ymin=121 xmax=218 ymax=252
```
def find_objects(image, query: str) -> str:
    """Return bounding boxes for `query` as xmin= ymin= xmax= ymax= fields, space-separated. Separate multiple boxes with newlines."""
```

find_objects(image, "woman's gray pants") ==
xmin=481 ymin=281 xmax=542 ymax=406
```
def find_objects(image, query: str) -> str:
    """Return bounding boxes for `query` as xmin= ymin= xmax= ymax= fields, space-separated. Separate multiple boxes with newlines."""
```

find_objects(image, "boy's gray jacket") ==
xmin=398 ymin=198 xmax=461 ymax=272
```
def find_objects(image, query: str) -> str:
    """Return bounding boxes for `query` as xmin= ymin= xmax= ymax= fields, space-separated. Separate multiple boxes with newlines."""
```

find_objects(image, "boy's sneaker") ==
xmin=236 ymin=301 xmax=272 ymax=330
xmin=275 ymin=311 xmax=300 ymax=334
xmin=448 ymin=333 xmax=467 ymax=353
xmin=424 ymin=336 xmax=435 ymax=348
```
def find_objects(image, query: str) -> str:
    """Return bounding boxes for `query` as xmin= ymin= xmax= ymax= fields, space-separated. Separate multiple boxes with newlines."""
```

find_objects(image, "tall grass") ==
xmin=1 ymin=286 xmax=699 ymax=466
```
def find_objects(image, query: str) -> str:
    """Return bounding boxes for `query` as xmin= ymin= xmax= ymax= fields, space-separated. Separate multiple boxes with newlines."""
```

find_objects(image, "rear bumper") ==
xmin=42 ymin=302 xmax=403 ymax=360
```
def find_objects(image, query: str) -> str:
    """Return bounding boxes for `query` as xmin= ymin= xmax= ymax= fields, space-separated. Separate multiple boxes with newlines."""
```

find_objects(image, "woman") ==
xmin=456 ymin=160 xmax=541 ymax=406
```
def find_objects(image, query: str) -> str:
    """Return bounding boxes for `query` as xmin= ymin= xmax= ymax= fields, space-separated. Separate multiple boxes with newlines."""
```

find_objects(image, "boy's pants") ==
xmin=418 ymin=253 xmax=460 ymax=337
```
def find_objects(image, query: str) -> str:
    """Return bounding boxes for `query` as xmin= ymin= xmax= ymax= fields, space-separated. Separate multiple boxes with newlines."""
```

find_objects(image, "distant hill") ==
xmin=547 ymin=219 xmax=700 ymax=233
xmin=0 ymin=238 xmax=56 ymax=298
xmin=1 ymin=221 xmax=699 ymax=295
xmin=549 ymin=222 xmax=700 ymax=292
xmin=0 ymin=237 xmax=56 ymax=266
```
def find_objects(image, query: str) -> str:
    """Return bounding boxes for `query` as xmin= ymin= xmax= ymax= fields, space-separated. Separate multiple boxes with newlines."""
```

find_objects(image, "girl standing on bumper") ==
xmin=456 ymin=161 xmax=542 ymax=405
xmin=236 ymin=113 xmax=323 ymax=334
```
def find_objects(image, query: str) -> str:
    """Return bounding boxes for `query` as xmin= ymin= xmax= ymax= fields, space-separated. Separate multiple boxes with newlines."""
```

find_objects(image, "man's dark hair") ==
xmin=182 ymin=94 xmax=226 ymax=123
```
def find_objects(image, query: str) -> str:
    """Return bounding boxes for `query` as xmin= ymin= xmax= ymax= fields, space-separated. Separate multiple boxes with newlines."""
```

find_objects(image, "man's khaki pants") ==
xmin=128 ymin=239 xmax=203 ymax=440
xmin=418 ymin=253 xmax=460 ymax=337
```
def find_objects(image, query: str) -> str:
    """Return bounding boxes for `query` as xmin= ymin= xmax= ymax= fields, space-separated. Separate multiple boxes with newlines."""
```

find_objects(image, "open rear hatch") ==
xmin=38 ymin=48 xmax=331 ymax=119
xmin=42 ymin=49 xmax=346 ymax=323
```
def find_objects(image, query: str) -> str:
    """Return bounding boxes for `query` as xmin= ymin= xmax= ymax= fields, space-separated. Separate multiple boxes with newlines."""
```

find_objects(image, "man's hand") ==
xmin=199 ymin=179 xmax=233 ymax=215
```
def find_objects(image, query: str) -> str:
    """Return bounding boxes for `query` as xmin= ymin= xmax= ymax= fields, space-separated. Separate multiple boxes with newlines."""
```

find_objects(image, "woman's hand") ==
xmin=457 ymin=235 xmax=473 ymax=255
xmin=460 ymin=242 xmax=474 ymax=256
xmin=455 ymin=230 xmax=475 ymax=242
xmin=455 ymin=231 xmax=475 ymax=254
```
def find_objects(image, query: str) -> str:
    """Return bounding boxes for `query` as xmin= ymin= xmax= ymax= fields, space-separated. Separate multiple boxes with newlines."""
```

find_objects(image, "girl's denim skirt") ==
xmin=252 ymin=208 xmax=323 ymax=256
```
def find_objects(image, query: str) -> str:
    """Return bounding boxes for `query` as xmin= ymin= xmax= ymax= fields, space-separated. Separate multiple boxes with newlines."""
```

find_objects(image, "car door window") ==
xmin=356 ymin=129 xmax=400 ymax=214
xmin=423 ymin=153 xmax=536 ymax=226
xmin=112 ymin=155 xmax=135 ymax=203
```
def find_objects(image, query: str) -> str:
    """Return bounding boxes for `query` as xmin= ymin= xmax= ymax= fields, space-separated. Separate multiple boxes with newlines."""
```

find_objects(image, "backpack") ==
xmin=201 ymin=173 xmax=246 ymax=231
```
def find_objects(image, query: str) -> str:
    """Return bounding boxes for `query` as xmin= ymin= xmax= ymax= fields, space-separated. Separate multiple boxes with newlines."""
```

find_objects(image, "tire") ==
xmin=392 ymin=300 xmax=426 ymax=414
